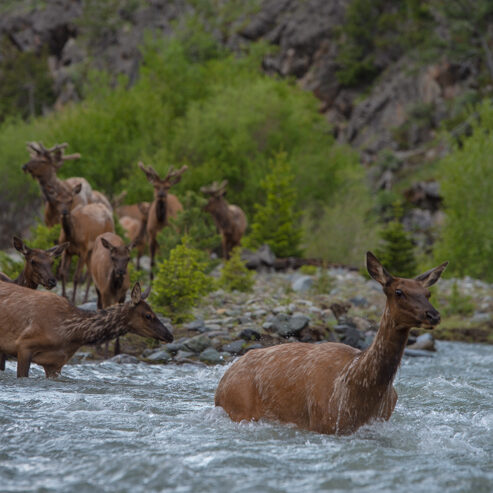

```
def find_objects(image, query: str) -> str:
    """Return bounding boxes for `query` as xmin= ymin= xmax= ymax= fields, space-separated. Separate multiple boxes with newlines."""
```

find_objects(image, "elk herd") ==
xmin=0 ymin=141 xmax=246 ymax=378
xmin=0 ymin=141 xmax=449 ymax=437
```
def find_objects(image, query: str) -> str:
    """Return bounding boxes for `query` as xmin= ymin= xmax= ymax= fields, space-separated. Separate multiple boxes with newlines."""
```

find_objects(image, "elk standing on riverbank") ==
xmin=118 ymin=202 xmax=150 ymax=270
xmin=138 ymin=162 xmax=187 ymax=278
xmin=201 ymin=180 xmax=247 ymax=259
xmin=0 ymin=282 xmax=173 ymax=378
xmin=215 ymin=252 xmax=448 ymax=435
xmin=90 ymin=232 xmax=135 ymax=355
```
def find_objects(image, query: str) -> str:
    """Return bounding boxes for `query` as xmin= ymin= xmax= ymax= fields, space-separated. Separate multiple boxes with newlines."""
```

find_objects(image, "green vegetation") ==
xmin=434 ymin=101 xmax=493 ymax=281
xmin=156 ymin=191 xmax=220 ymax=260
xmin=28 ymin=222 xmax=61 ymax=250
xmin=0 ymin=251 xmax=22 ymax=279
xmin=375 ymin=204 xmax=417 ymax=277
xmin=219 ymin=247 xmax=254 ymax=293
xmin=443 ymin=282 xmax=475 ymax=317
xmin=151 ymin=238 xmax=214 ymax=323
xmin=246 ymin=152 xmax=303 ymax=258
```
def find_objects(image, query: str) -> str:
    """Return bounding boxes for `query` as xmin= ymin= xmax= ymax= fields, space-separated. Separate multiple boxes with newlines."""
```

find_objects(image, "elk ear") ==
xmin=131 ymin=282 xmax=142 ymax=305
xmin=366 ymin=251 xmax=394 ymax=286
xmin=141 ymin=285 xmax=151 ymax=300
xmin=415 ymin=262 xmax=448 ymax=288
xmin=47 ymin=242 xmax=69 ymax=258
xmin=73 ymin=183 xmax=82 ymax=195
xmin=13 ymin=236 xmax=29 ymax=255
xmin=100 ymin=237 xmax=114 ymax=252
xmin=127 ymin=238 xmax=138 ymax=251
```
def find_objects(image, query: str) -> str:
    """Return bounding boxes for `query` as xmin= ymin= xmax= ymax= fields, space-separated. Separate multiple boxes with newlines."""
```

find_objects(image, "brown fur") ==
xmin=53 ymin=185 xmax=114 ymax=303
xmin=215 ymin=252 xmax=448 ymax=435
xmin=0 ymin=282 xmax=173 ymax=378
xmin=201 ymin=181 xmax=247 ymax=259
xmin=118 ymin=203 xmax=150 ymax=270
xmin=138 ymin=162 xmax=187 ymax=278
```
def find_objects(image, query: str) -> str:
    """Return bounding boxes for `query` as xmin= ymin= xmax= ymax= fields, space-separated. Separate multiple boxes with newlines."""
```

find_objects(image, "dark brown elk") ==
xmin=138 ymin=162 xmax=187 ymax=278
xmin=90 ymin=232 xmax=136 ymax=355
xmin=215 ymin=252 xmax=448 ymax=435
xmin=22 ymin=142 xmax=91 ymax=226
xmin=48 ymin=184 xmax=114 ymax=303
xmin=201 ymin=180 xmax=247 ymax=259
xmin=0 ymin=236 xmax=68 ymax=290
xmin=118 ymin=203 xmax=150 ymax=270
xmin=0 ymin=236 xmax=68 ymax=371
xmin=0 ymin=282 xmax=173 ymax=378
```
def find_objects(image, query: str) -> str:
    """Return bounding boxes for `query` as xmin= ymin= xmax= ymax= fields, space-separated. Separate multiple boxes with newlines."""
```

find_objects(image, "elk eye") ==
xmin=395 ymin=289 xmax=403 ymax=297
xmin=145 ymin=313 xmax=152 ymax=320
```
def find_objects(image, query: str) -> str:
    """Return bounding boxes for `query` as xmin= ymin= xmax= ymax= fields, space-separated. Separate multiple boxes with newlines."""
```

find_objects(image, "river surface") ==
xmin=1 ymin=341 xmax=492 ymax=493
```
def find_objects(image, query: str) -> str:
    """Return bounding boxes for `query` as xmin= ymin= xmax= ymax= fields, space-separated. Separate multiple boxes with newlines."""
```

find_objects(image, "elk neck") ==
xmin=14 ymin=268 xmax=38 ymax=290
xmin=61 ymin=213 xmax=74 ymax=242
xmin=64 ymin=303 xmax=132 ymax=346
xmin=344 ymin=306 xmax=410 ymax=390
xmin=210 ymin=199 xmax=231 ymax=230
xmin=156 ymin=197 xmax=167 ymax=224
xmin=110 ymin=269 xmax=125 ymax=292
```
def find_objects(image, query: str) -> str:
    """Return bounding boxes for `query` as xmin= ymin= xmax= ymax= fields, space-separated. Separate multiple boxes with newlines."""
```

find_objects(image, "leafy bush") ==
xmin=434 ymin=100 xmax=493 ymax=281
xmin=302 ymin=179 xmax=379 ymax=266
xmin=28 ymin=222 xmax=61 ymax=250
xmin=219 ymin=247 xmax=254 ymax=293
xmin=299 ymin=265 xmax=317 ymax=276
xmin=375 ymin=205 xmax=417 ymax=278
xmin=0 ymin=251 xmax=22 ymax=279
xmin=443 ymin=282 xmax=475 ymax=317
xmin=151 ymin=238 xmax=214 ymax=323
xmin=156 ymin=191 xmax=221 ymax=260
xmin=246 ymin=152 xmax=303 ymax=257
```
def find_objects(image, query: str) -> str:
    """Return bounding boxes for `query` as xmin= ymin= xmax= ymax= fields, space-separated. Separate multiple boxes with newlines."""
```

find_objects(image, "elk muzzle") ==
xmin=424 ymin=309 xmax=441 ymax=327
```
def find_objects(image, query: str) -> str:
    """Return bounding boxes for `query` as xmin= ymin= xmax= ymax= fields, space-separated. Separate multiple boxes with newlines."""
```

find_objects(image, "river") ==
xmin=1 ymin=341 xmax=492 ymax=493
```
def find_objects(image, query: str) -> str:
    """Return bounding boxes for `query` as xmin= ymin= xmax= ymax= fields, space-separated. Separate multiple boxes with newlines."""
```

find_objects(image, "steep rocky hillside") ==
xmin=1 ymin=0 xmax=490 ymax=242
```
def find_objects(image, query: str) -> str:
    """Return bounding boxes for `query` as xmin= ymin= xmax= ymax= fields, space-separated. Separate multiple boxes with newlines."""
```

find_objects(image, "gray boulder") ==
xmin=272 ymin=313 xmax=309 ymax=338
xmin=407 ymin=333 xmax=435 ymax=351
xmin=182 ymin=334 xmax=212 ymax=354
xmin=199 ymin=347 xmax=223 ymax=364
xmin=292 ymin=275 xmax=314 ymax=293
xmin=222 ymin=340 xmax=245 ymax=355
xmin=146 ymin=350 xmax=171 ymax=363
xmin=108 ymin=354 xmax=140 ymax=364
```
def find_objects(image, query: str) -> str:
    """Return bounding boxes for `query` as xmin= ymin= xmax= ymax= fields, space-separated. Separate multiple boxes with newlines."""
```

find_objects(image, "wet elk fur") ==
xmin=201 ymin=180 xmax=247 ymax=259
xmin=138 ymin=162 xmax=187 ymax=278
xmin=215 ymin=252 xmax=448 ymax=435
xmin=0 ymin=282 xmax=173 ymax=378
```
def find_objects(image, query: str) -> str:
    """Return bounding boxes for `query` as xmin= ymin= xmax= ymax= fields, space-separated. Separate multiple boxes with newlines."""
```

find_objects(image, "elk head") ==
xmin=200 ymin=180 xmax=228 ymax=213
xmin=13 ymin=236 xmax=69 ymax=289
xmin=127 ymin=283 xmax=174 ymax=342
xmin=138 ymin=162 xmax=188 ymax=201
xmin=367 ymin=252 xmax=448 ymax=330
xmin=22 ymin=142 xmax=80 ymax=182
xmin=46 ymin=183 xmax=83 ymax=219
xmin=100 ymin=237 xmax=136 ymax=280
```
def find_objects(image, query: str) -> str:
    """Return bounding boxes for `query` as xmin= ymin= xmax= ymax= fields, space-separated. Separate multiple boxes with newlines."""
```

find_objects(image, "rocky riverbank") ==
xmin=73 ymin=266 xmax=493 ymax=366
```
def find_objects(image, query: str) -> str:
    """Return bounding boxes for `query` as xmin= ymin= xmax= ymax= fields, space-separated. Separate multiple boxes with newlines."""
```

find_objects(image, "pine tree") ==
xmin=375 ymin=204 xmax=417 ymax=278
xmin=219 ymin=247 xmax=254 ymax=292
xmin=246 ymin=151 xmax=303 ymax=258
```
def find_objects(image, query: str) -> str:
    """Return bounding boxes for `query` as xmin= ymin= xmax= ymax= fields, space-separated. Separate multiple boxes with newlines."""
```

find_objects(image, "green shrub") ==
xmin=156 ymin=191 xmax=221 ymax=260
xmin=246 ymin=151 xmax=303 ymax=257
xmin=28 ymin=222 xmax=61 ymax=250
xmin=375 ymin=204 xmax=417 ymax=278
xmin=299 ymin=265 xmax=317 ymax=276
xmin=219 ymin=247 xmax=255 ymax=292
xmin=151 ymin=238 xmax=214 ymax=323
xmin=434 ymin=100 xmax=493 ymax=281
xmin=443 ymin=282 xmax=475 ymax=317
xmin=0 ymin=251 xmax=22 ymax=279
xmin=312 ymin=267 xmax=334 ymax=295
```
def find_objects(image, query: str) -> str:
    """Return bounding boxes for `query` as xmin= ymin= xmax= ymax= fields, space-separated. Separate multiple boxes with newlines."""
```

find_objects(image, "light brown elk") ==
xmin=0 ymin=282 xmax=173 ymax=378
xmin=215 ymin=252 xmax=448 ymax=435
xmin=0 ymin=237 xmax=68 ymax=371
xmin=90 ymin=232 xmax=135 ymax=355
xmin=138 ymin=162 xmax=187 ymax=278
xmin=49 ymin=184 xmax=114 ymax=303
xmin=0 ymin=236 xmax=68 ymax=290
xmin=201 ymin=180 xmax=247 ymax=259
xmin=118 ymin=202 xmax=150 ymax=270
xmin=22 ymin=142 xmax=91 ymax=226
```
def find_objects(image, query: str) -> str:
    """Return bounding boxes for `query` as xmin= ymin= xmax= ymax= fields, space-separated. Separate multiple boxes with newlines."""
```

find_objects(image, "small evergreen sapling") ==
xmin=151 ymin=237 xmax=214 ymax=323
xmin=247 ymin=151 xmax=303 ymax=258
xmin=219 ymin=247 xmax=254 ymax=293
xmin=375 ymin=204 xmax=417 ymax=278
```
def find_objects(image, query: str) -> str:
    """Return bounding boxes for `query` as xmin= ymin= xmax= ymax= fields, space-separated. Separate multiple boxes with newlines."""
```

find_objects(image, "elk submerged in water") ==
xmin=201 ymin=180 xmax=247 ymax=259
xmin=0 ymin=282 xmax=173 ymax=378
xmin=215 ymin=252 xmax=448 ymax=435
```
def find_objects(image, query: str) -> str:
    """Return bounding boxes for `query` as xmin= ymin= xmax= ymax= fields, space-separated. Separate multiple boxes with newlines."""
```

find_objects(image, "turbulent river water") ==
xmin=1 ymin=341 xmax=492 ymax=493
